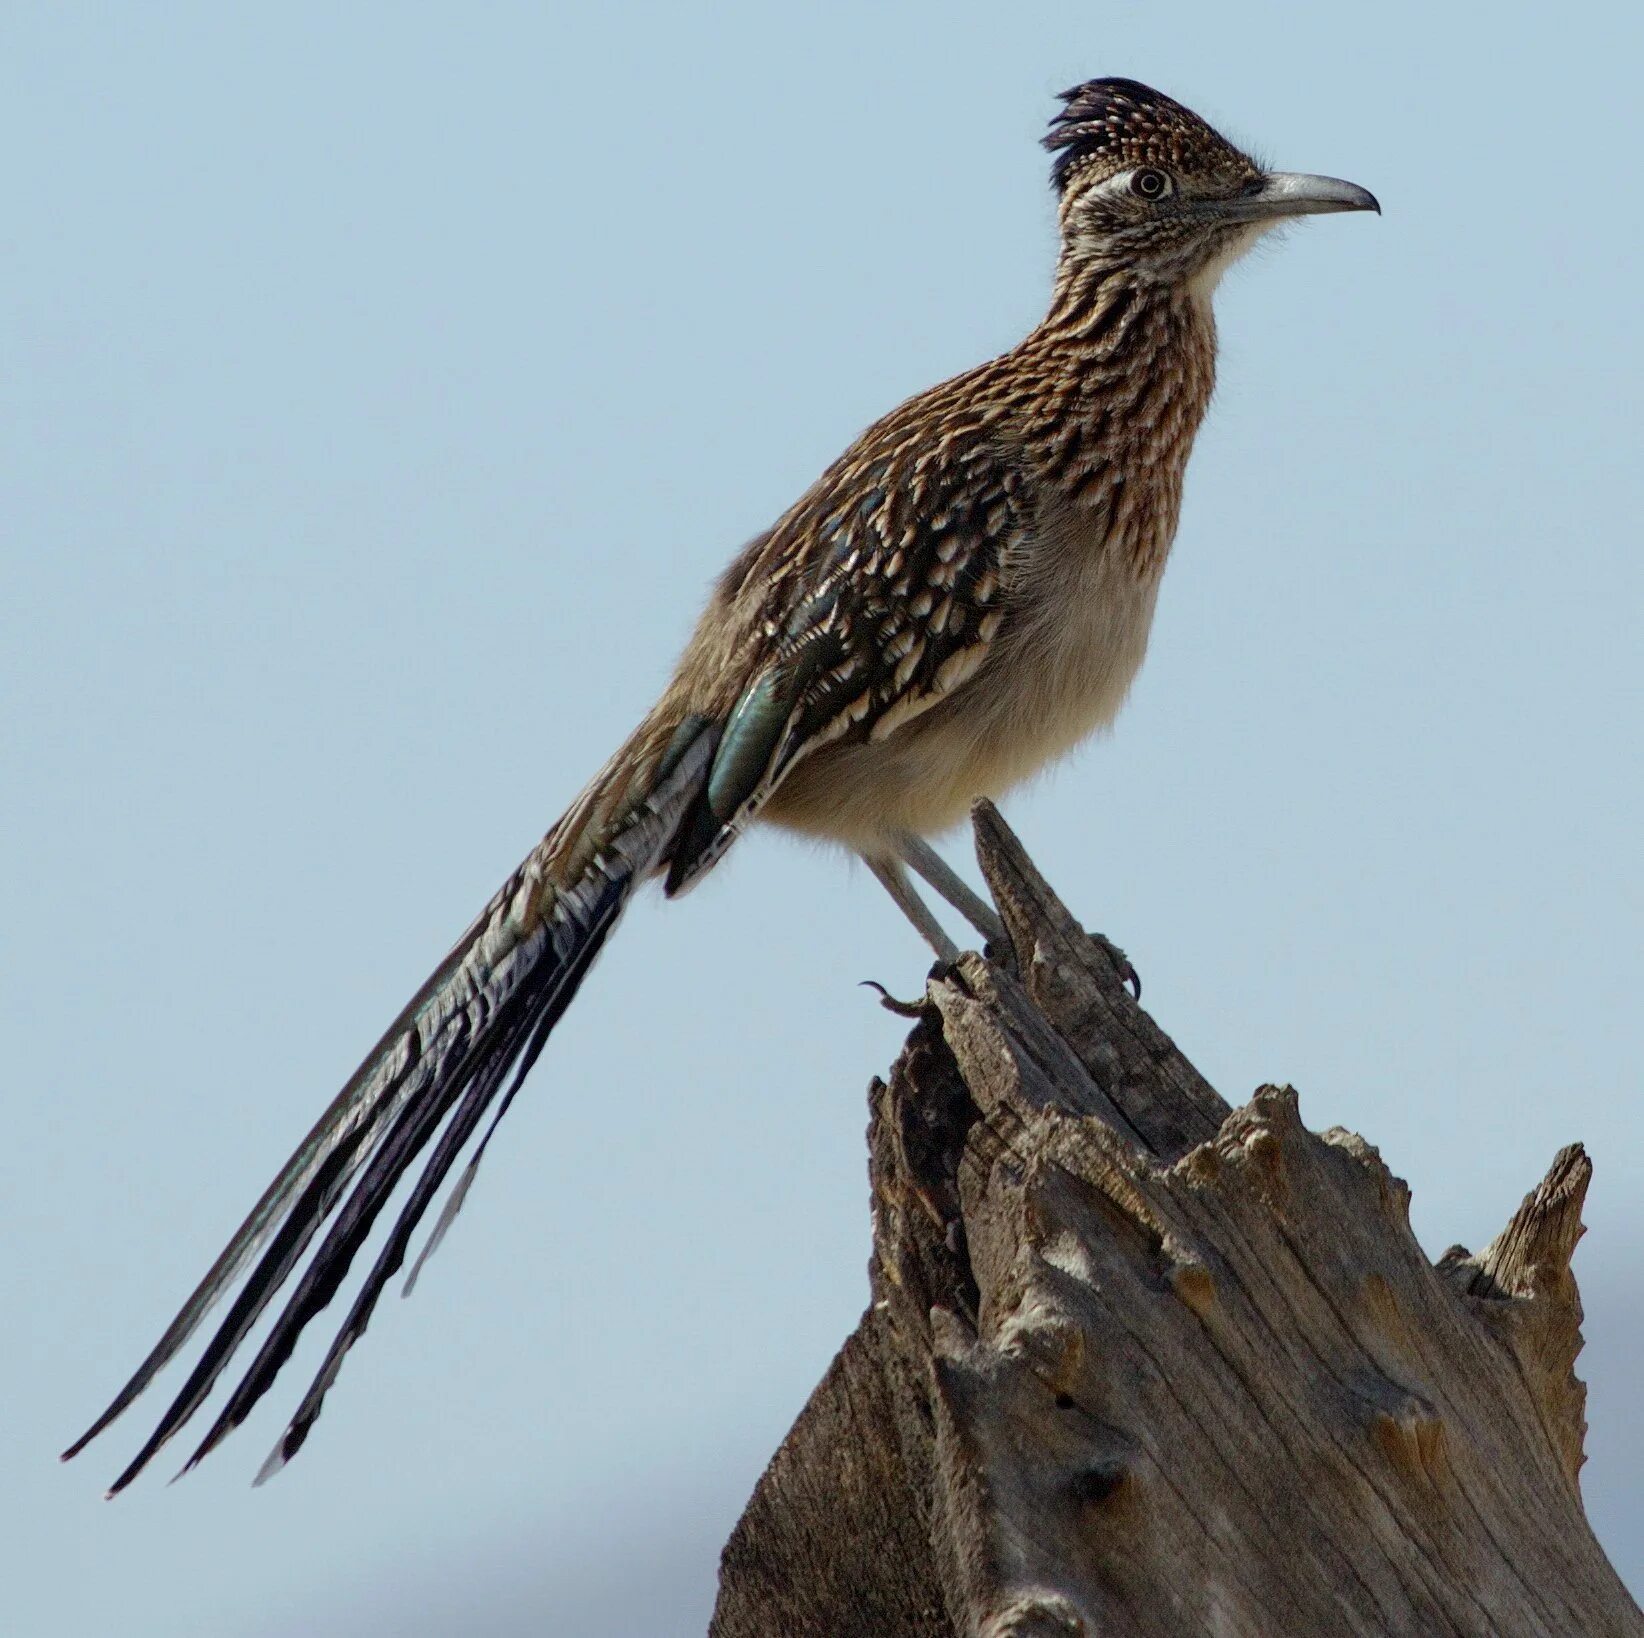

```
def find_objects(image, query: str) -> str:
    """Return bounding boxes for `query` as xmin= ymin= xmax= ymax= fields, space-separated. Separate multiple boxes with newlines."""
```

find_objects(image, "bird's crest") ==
xmin=1044 ymin=79 xmax=1250 ymax=193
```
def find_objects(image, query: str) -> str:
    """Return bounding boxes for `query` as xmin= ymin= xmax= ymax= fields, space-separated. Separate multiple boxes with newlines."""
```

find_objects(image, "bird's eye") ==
xmin=1130 ymin=168 xmax=1171 ymax=200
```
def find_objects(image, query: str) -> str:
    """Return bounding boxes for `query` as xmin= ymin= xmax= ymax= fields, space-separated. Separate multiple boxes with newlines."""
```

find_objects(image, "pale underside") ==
xmin=756 ymin=277 xmax=1235 ymax=858
xmin=762 ymin=502 xmax=1163 ymax=851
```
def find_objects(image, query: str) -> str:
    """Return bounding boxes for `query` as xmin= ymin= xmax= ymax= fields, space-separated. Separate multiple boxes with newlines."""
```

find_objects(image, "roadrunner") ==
xmin=67 ymin=79 xmax=1376 ymax=1491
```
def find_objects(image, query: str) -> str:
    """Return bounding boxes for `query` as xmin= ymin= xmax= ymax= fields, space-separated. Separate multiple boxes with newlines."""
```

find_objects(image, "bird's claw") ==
xmin=861 ymin=979 xmax=928 ymax=1018
xmin=1094 ymin=937 xmax=1142 ymax=1001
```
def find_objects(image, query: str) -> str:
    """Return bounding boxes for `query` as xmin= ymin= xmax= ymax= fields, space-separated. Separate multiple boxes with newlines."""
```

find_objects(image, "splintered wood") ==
xmin=711 ymin=803 xmax=1636 ymax=1638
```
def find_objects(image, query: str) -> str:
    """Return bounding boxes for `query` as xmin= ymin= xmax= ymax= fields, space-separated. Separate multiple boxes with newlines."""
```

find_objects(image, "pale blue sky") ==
xmin=5 ymin=4 xmax=1640 ymax=1634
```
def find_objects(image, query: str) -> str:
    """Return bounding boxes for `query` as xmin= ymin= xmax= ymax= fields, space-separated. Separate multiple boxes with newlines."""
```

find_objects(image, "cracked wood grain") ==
xmin=710 ymin=803 xmax=1636 ymax=1638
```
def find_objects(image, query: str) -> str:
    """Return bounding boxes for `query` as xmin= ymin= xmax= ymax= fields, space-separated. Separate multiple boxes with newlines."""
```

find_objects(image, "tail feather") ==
xmin=58 ymin=963 xmax=457 ymax=1465
xmin=68 ymin=717 xmax=718 ymax=1490
xmin=98 ymin=1118 xmax=382 ymax=1495
xmin=200 ymin=866 xmax=626 ymax=1486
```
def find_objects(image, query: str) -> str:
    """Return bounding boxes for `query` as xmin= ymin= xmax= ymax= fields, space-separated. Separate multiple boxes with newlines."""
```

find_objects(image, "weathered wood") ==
xmin=711 ymin=803 xmax=1637 ymax=1638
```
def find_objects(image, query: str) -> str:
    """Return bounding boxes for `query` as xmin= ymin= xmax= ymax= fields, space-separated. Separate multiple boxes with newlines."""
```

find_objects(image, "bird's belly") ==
xmin=765 ymin=550 xmax=1161 ymax=852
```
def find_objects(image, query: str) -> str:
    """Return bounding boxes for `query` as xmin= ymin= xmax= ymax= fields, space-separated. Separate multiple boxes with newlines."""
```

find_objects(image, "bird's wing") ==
xmin=666 ymin=415 xmax=1027 ymax=891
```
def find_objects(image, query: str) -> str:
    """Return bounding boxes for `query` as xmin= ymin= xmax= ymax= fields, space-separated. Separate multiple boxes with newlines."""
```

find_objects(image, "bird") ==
xmin=65 ymin=78 xmax=1377 ymax=1493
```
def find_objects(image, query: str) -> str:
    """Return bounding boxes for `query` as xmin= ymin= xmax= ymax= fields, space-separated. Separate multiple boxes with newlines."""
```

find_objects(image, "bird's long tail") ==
xmin=63 ymin=711 xmax=719 ymax=1493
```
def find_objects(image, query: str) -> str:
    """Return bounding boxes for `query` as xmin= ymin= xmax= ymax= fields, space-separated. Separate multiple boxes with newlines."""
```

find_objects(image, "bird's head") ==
xmin=1045 ymin=79 xmax=1377 ymax=293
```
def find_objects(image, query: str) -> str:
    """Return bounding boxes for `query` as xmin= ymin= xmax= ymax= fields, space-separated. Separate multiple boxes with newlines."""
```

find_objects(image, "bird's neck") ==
xmin=1034 ymin=253 xmax=1210 ymax=349
xmin=1007 ymin=255 xmax=1220 ymax=580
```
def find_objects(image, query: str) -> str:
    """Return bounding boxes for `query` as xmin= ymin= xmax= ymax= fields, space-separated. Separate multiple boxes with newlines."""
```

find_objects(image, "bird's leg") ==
xmin=895 ymin=833 xmax=1006 ymax=948
xmin=862 ymin=853 xmax=960 ymax=964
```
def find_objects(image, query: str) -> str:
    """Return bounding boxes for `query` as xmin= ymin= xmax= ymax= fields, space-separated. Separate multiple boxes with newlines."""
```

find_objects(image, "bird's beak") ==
xmin=1217 ymin=172 xmax=1381 ymax=222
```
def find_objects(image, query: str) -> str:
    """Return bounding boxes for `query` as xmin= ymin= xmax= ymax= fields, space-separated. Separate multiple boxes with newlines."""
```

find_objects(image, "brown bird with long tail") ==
xmin=65 ymin=78 xmax=1376 ymax=1492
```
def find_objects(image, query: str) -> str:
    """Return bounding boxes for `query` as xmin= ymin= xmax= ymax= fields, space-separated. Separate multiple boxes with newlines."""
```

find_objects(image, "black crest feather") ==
xmin=1044 ymin=78 xmax=1224 ymax=193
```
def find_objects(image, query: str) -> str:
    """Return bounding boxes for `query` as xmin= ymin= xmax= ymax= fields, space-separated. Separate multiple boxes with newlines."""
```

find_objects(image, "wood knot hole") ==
xmin=1070 ymin=1460 xmax=1129 ymax=1507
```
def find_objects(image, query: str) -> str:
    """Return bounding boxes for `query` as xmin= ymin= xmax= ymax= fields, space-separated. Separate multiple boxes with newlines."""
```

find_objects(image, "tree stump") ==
xmin=711 ymin=803 xmax=1637 ymax=1638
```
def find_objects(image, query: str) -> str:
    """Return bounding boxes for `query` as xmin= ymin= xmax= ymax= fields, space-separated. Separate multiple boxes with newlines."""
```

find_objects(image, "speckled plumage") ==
xmin=642 ymin=82 xmax=1262 ymax=869
xmin=68 ymin=80 xmax=1375 ymax=1489
xmin=666 ymin=276 xmax=1216 ymax=856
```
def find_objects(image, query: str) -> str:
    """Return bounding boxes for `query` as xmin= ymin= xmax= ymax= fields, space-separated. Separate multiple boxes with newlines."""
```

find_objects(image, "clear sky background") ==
xmin=5 ymin=4 xmax=1640 ymax=1634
